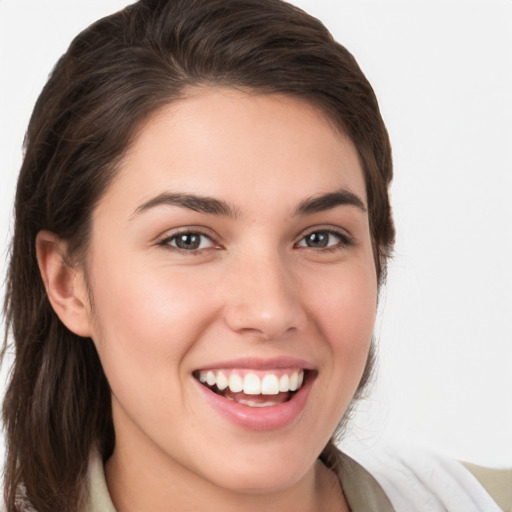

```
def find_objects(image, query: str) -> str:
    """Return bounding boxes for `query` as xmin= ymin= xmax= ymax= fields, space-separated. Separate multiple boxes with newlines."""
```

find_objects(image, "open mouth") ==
xmin=193 ymin=368 xmax=309 ymax=408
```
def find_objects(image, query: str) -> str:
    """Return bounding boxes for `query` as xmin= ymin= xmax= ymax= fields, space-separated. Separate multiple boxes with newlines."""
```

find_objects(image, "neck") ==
xmin=105 ymin=447 xmax=349 ymax=512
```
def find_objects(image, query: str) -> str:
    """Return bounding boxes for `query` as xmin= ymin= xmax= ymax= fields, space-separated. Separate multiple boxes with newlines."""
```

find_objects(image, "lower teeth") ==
xmin=226 ymin=396 xmax=281 ymax=407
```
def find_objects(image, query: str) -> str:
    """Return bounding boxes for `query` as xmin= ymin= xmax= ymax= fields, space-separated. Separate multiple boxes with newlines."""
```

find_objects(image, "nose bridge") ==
xmin=223 ymin=244 xmax=306 ymax=339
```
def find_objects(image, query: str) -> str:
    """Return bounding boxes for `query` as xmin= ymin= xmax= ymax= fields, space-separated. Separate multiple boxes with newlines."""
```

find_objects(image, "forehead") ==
xmin=99 ymin=88 xmax=367 ymax=217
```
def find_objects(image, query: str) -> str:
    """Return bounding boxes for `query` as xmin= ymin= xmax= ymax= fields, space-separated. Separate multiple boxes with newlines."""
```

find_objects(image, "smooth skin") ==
xmin=37 ymin=88 xmax=378 ymax=511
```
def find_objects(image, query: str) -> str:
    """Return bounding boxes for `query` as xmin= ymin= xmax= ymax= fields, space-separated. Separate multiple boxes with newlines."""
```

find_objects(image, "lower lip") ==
xmin=194 ymin=374 xmax=314 ymax=431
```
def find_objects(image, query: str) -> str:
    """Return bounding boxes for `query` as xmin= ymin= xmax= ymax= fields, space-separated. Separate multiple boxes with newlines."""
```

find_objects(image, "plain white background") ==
xmin=0 ymin=0 xmax=511 ymax=469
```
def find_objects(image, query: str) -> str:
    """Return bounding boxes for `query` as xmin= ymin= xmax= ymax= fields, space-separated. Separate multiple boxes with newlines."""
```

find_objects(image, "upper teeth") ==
xmin=198 ymin=369 xmax=304 ymax=395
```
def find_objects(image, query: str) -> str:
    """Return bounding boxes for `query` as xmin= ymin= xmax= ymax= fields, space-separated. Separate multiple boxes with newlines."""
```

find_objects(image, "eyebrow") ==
xmin=132 ymin=192 xmax=239 ymax=218
xmin=132 ymin=188 xmax=365 ymax=219
xmin=293 ymin=189 xmax=367 ymax=216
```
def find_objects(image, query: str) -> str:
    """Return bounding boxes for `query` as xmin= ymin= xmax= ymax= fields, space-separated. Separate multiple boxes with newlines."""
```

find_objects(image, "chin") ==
xmin=192 ymin=438 xmax=321 ymax=495
xmin=209 ymin=462 xmax=310 ymax=495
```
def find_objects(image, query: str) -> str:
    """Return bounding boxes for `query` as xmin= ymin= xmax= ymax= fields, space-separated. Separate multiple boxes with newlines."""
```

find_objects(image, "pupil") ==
xmin=307 ymin=232 xmax=328 ymax=248
xmin=176 ymin=233 xmax=200 ymax=250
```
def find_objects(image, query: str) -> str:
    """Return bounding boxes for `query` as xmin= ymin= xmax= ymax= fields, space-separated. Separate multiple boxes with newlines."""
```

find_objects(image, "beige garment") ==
xmin=86 ymin=451 xmax=116 ymax=512
xmin=85 ymin=448 xmax=508 ymax=512
xmin=462 ymin=462 xmax=512 ymax=512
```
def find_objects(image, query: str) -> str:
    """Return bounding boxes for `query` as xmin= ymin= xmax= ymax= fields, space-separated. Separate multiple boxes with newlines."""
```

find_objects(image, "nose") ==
xmin=222 ymin=250 xmax=307 ymax=340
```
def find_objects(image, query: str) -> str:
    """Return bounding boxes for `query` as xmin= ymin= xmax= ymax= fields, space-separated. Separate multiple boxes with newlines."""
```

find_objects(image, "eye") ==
xmin=160 ymin=231 xmax=217 ymax=251
xmin=296 ymin=230 xmax=350 ymax=249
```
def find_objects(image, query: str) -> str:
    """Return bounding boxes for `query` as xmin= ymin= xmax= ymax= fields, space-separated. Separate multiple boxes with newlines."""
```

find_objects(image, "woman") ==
xmin=1 ymin=1 xmax=505 ymax=511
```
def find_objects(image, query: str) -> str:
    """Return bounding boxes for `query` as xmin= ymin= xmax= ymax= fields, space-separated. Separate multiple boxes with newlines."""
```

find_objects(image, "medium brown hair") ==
xmin=2 ymin=0 xmax=394 ymax=509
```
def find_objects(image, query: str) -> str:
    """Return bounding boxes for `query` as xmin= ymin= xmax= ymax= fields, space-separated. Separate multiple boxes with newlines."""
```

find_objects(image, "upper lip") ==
xmin=194 ymin=356 xmax=316 ymax=372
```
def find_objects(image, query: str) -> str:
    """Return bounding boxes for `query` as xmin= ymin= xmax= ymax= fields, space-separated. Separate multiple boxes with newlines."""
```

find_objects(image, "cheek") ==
xmin=86 ymin=260 xmax=220 ymax=404
xmin=294 ymin=259 xmax=377 ymax=441
xmin=91 ymin=258 xmax=216 ymax=340
xmin=304 ymin=261 xmax=377 ymax=371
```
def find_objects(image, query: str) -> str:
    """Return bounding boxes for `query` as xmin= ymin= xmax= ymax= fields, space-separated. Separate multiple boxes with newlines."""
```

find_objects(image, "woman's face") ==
xmin=82 ymin=88 xmax=377 ymax=494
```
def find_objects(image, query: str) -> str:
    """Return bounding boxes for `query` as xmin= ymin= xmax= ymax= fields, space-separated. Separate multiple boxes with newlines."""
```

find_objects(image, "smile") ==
xmin=195 ymin=368 xmax=305 ymax=408
xmin=193 ymin=364 xmax=315 ymax=430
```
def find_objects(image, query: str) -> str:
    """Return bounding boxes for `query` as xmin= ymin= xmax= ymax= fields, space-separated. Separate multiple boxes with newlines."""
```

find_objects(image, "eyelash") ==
xmin=158 ymin=229 xmax=220 ymax=254
xmin=294 ymin=228 xmax=353 ymax=251
xmin=158 ymin=227 xmax=353 ymax=254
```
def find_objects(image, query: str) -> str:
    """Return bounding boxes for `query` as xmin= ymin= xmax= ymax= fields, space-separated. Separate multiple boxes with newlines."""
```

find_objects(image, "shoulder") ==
xmin=336 ymin=439 xmax=507 ymax=512
xmin=462 ymin=462 xmax=512 ymax=512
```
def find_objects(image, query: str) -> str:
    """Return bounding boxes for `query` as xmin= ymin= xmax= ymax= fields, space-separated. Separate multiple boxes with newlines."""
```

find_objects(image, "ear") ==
xmin=36 ymin=230 xmax=94 ymax=338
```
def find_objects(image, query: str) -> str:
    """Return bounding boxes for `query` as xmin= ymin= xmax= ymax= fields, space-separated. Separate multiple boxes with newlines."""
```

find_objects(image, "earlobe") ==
xmin=36 ymin=230 xmax=93 ymax=338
